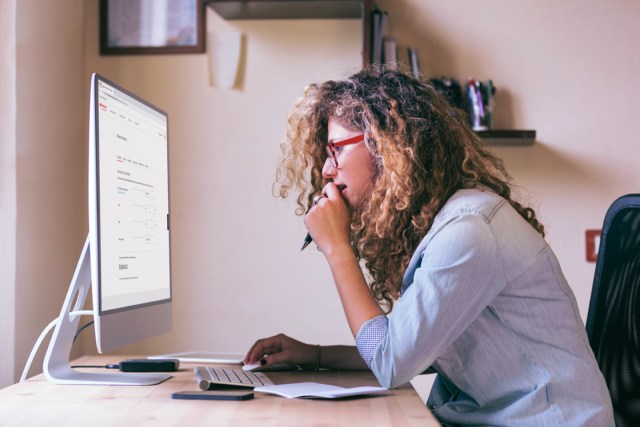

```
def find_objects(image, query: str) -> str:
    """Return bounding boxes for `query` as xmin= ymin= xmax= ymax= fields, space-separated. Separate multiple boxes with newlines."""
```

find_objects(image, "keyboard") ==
xmin=194 ymin=366 xmax=274 ymax=390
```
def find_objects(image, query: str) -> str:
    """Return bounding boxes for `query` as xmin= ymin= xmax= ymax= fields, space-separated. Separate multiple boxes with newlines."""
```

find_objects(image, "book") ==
xmin=408 ymin=47 xmax=420 ymax=79
xmin=371 ymin=10 xmax=389 ymax=65
xmin=371 ymin=11 xmax=381 ymax=65
xmin=254 ymin=382 xmax=388 ymax=399
xmin=383 ymin=36 xmax=397 ymax=70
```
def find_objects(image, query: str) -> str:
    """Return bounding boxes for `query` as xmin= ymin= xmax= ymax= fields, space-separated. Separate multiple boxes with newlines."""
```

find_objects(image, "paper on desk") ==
xmin=254 ymin=382 xmax=388 ymax=399
xmin=148 ymin=351 xmax=243 ymax=364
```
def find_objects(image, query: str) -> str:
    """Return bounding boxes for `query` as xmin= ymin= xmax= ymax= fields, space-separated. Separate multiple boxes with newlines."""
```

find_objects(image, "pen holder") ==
xmin=466 ymin=79 xmax=495 ymax=131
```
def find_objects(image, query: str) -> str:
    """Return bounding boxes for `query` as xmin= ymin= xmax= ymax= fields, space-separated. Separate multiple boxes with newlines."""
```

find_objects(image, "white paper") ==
xmin=208 ymin=31 xmax=242 ymax=89
xmin=254 ymin=382 xmax=388 ymax=399
xmin=148 ymin=351 xmax=244 ymax=364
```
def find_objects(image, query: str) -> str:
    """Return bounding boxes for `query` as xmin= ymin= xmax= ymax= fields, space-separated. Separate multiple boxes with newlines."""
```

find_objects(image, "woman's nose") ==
xmin=322 ymin=158 xmax=337 ymax=179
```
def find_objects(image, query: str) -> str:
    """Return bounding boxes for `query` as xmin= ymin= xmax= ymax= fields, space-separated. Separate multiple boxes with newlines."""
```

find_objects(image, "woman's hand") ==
xmin=244 ymin=334 xmax=317 ymax=369
xmin=304 ymin=183 xmax=351 ymax=256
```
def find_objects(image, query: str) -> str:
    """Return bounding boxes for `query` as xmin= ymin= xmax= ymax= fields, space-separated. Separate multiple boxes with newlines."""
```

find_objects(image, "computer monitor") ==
xmin=42 ymin=73 xmax=172 ymax=385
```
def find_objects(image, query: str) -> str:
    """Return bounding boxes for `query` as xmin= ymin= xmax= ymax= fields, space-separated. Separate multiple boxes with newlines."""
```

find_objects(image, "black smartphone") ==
xmin=171 ymin=390 xmax=254 ymax=401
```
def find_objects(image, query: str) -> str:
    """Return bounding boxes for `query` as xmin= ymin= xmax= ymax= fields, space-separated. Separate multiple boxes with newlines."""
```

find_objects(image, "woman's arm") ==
xmin=321 ymin=344 xmax=369 ymax=370
xmin=323 ymin=245 xmax=385 ymax=336
xmin=306 ymin=183 xmax=384 ymax=336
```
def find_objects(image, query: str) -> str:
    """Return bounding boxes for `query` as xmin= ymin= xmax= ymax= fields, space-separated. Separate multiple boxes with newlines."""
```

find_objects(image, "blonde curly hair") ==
xmin=276 ymin=68 xmax=544 ymax=311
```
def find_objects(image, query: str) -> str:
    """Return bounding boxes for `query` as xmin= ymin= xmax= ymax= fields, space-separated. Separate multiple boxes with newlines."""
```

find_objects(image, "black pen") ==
xmin=301 ymin=194 xmax=324 ymax=251
xmin=300 ymin=233 xmax=313 ymax=251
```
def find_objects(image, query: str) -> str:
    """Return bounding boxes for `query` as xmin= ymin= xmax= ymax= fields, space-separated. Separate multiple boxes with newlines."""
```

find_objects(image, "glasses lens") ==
xmin=325 ymin=145 xmax=338 ymax=168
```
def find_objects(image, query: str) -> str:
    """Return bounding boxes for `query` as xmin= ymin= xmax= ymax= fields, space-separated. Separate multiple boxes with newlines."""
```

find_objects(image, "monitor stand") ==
xmin=42 ymin=235 xmax=171 ymax=385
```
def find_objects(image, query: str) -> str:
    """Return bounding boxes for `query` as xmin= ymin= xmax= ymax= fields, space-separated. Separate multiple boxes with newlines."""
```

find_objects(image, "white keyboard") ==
xmin=194 ymin=366 xmax=274 ymax=390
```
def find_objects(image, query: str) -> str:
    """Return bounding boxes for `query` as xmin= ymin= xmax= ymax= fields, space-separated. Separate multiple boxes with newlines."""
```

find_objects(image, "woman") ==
xmin=245 ymin=68 xmax=613 ymax=426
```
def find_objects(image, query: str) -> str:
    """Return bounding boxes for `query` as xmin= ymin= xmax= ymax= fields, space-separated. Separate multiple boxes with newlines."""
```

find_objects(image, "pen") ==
xmin=300 ymin=193 xmax=325 ymax=251
xmin=300 ymin=233 xmax=313 ymax=251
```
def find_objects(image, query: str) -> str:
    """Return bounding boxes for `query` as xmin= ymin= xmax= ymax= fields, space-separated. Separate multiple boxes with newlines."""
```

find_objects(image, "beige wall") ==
xmin=375 ymin=0 xmax=640 ymax=319
xmin=1 ymin=0 xmax=86 ymax=386
xmin=0 ymin=0 xmax=17 ymax=389
xmin=4 ymin=0 xmax=640 ymax=402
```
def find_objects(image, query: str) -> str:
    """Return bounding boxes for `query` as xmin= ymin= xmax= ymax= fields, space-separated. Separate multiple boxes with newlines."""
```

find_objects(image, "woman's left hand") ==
xmin=244 ymin=334 xmax=316 ymax=369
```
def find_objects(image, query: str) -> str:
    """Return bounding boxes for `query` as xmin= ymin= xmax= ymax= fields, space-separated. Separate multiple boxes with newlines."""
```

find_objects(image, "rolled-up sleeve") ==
xmin=356 ymin=315 xmax=389 ymax=366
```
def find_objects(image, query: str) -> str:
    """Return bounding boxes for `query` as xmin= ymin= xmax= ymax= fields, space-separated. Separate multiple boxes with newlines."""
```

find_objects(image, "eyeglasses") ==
xmin=325 ymin=133 xmax=365 ymax=168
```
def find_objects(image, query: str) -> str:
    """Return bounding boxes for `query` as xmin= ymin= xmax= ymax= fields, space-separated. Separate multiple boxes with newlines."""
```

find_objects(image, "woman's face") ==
xmin=322 ymin=118 xmax=376 ymax=209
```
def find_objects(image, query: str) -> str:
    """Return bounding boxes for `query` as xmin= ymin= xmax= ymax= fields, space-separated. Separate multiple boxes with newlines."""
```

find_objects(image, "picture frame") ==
xmin=100 ymin=0 xmax=205 ymax=55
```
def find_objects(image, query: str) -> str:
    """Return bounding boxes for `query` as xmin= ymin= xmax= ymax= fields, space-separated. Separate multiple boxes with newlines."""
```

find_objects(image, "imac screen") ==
xmin=95 ymin=76 xmax=171 ymax=313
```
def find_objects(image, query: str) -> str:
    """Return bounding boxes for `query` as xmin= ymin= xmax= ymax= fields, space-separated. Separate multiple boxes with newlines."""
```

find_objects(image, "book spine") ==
xmin=408 ymin=48 xmax=420 ymax=79
xmin=383 ymin=36 xmax=397 ymax=70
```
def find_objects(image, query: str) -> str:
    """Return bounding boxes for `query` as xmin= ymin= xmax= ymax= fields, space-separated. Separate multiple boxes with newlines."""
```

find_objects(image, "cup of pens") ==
xmin=466 ymin=79 xmax=495 ymax=131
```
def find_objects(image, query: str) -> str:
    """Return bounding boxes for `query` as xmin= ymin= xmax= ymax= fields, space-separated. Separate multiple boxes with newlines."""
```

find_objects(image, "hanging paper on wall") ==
xmin=208 ymin=31 xmax=243 ymax=89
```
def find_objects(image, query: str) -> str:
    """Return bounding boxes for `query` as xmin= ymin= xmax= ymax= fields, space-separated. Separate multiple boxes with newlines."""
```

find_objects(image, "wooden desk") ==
xmin=0 ymin=355 xmax=439 ymax=426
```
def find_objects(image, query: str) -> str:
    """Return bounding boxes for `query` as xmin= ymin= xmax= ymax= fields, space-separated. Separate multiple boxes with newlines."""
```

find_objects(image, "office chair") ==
xmin=586 ymin=194 xmax=640 ymax=426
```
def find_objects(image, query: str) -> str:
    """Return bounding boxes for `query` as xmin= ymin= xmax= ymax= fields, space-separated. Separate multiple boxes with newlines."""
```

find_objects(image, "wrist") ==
xmin=322 ymin=242 xmax=355 ymax=263
xmin=302 ymin=344 xmax=322 ymax=371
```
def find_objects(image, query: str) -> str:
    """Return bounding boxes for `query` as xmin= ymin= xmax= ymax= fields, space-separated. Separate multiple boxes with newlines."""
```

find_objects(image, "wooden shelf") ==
xmin=476 ymin=129 xmax=536 ymax=146
xmin=204 ymin=0 xmax=371 ymax=65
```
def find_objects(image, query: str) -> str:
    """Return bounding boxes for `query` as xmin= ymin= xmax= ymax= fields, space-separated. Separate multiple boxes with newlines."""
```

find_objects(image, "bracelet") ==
xmin=314 ymin=344 xmax=321 ymax=372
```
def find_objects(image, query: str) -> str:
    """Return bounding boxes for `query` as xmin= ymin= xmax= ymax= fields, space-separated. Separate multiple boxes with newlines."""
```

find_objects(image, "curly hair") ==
xmin=275 ymin=67 xmax=544 ymax=312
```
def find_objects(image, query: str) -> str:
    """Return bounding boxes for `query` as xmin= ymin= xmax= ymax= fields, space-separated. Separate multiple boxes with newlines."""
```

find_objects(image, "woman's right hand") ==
xmin=304 ymin=183 xmax=352 ymax=255
xmin=244 ymin=333 xmax=317 ymax=369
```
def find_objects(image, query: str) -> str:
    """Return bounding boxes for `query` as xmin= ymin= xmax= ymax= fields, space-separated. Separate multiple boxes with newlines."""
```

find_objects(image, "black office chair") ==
xmin=586 ymin=194 xmax=640 ymax=426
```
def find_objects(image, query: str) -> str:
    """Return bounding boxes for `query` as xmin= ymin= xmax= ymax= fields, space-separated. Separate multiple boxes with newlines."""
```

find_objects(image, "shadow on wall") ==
xmin=490 ymin=142 xmax=613 ymax=198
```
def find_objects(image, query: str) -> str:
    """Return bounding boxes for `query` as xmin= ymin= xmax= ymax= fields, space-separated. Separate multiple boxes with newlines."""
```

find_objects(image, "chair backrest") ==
xmin=586 ymin=194 xmax=640 ymax=427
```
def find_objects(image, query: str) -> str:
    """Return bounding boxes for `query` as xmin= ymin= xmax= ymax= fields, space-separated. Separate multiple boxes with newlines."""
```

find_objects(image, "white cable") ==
xmin=20 ymin=310 xmax=94 ymax=383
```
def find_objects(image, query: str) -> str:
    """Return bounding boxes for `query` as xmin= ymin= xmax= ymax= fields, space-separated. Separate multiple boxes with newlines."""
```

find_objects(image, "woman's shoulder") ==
xmin=436 ymin=188 xmax=506 ymax=223
xmin=400 ymin=189 xmax=506 ymax=293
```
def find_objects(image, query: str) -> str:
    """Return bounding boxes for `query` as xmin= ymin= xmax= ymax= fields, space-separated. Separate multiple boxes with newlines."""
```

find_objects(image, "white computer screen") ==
xmin=95 ymin=77 xmax=171 ymax=312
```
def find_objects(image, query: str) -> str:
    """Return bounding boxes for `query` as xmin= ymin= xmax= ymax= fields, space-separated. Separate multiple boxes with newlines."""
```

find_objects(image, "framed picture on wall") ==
xmin=100 ymin=0 xmax=205 ymax=55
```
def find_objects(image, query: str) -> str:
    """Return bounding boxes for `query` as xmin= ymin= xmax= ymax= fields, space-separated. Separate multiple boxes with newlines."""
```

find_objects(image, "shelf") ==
xmin=203 ymin=0 xmax=364 ymax=20
xmin=204 ymin=0 xmax=371 ymax=65
xmin=476 ymin=129 xmax=536 ymax=146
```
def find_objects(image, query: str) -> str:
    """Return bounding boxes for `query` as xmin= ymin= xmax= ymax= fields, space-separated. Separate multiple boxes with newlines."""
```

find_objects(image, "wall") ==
xmin=81 ymin=2 xmax=363 ymax=359
xmin=7 ymin=0 xmax=86 ymax=384
xmin=376 ymin=0 xmax=640 ymax=321
xmin=0 ymin=0 xmax=17 ymax=389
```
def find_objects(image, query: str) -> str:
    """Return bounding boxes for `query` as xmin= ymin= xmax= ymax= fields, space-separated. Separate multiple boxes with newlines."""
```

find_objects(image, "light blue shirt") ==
xmin=356 ymin=189 xmax=613 ymax=426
